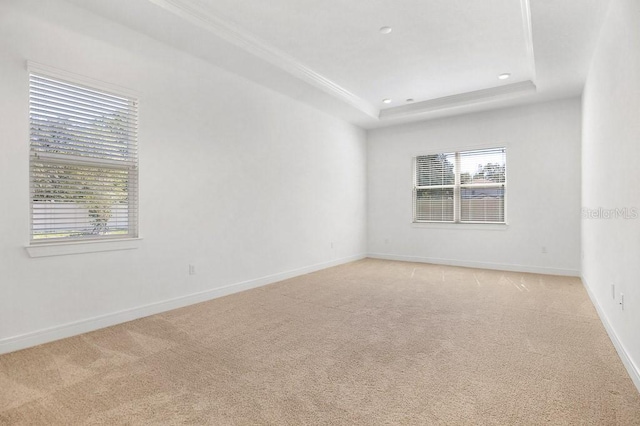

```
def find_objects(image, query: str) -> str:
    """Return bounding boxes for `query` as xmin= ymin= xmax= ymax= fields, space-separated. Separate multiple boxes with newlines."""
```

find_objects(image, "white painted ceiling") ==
xmin=194 ymin=0 xmax=535 ymax=107
xmin=64 ymin=0 xmax=611 ymax=128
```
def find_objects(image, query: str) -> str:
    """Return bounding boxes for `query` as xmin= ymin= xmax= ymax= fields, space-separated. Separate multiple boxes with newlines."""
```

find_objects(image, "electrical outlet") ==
xmin=620 ymin=293 xmax=624 ymax=310
xmin=188 ymin=264 xmax=195 ymax=275
xmin=330 ymin=242 xmax=334 ymax=249
xmin=612 ymin=284 xmax=615 ymax=299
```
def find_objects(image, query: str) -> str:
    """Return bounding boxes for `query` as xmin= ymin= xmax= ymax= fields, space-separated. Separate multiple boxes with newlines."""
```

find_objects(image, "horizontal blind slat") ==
xmin=30 ymin=97 xmax=136 ymax=124
xmin=31 ymin=145 xmax=136 ymax=162
xmin=31 ymin=122 xmax=136 ymax=147
xmin=30 ymin=109 xmax=138 ymax=135
xmin=30 ymin=86 xmax=135 ymax=115
xmin=31 ymin=133 xmax=134 ymax=154
xmin=30 ymin=75 xmax=132 ymax=107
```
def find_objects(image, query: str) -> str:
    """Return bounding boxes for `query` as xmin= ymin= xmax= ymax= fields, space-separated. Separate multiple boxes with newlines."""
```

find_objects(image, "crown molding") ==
xmin=520 ymin=0 xmax=538 ymax=84
xmin=379 ymin=81 xmax=537 ymax=120
xmin=147 ymin=0 xmax=379 ymax=119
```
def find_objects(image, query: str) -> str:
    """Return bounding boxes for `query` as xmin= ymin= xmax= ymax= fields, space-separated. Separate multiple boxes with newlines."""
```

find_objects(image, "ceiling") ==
xmin=64 ymin=0 xmax=611 ymax=129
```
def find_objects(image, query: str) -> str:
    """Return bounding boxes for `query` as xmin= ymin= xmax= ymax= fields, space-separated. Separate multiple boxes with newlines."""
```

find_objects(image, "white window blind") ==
xmin=414 ymin=153 xmax=456 ymax=222
xmin=29 ymin=73 xmax=139 ymax=242
xmin=414 ymin=147 xmax=506 ymax=224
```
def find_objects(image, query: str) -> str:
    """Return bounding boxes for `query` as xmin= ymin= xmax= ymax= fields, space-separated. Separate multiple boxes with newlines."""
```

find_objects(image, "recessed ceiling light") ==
xmin=406 ymin=98 xmax=414 ymax=103
xmin=498 ymin=73 xmax=511 ymax=80
xmin=382 ymin=98 xmax=392 ymax=104
xmin=379 ymin=26 xmax=392 ymax=34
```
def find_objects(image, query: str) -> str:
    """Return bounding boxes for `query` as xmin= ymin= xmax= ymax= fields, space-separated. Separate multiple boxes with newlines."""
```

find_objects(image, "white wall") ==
xmin=367 ymin=98 xmax=582 ymax=276
xmin=582 ymin=0 xmax=640 ymax=388
xmin=0 ymin=0 xmax=367 ymax=353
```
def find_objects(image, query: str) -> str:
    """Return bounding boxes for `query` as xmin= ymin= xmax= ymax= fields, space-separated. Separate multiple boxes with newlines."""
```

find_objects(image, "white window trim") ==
xmin=411 ymin=222 xmax=509 ymax=230
xmin=25 ymin=61 xmax=141 ymax=255
xmin=26 ymin=238 xmax=143 ymax=258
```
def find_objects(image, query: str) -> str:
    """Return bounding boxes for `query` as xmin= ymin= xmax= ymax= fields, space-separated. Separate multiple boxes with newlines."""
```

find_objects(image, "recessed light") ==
xmin=379 ymin=26 xmax=392 ymax=34
xmin=498 ymin=73 xmax=511 ymax=80
xmin=382 ymin=98 xmax=392 ymax=104
xmin=406 ymin=98 xmax=414 ymax=103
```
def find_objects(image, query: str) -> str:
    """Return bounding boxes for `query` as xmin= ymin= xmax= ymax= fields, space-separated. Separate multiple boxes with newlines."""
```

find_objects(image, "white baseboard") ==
xmin=581 ymin=277 xmax=640 ymax=393
xmin=0 ymin=253 xmax=366 ymax=355
xmin=367 ymin=253 xmax=580 ymax=277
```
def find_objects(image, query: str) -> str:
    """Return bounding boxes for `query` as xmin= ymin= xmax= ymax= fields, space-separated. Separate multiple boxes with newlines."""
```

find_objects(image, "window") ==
xmin=414 ymin=147 xmax=506 ymax=224
xmin=29 ymin=72 xmax=138 ymax=243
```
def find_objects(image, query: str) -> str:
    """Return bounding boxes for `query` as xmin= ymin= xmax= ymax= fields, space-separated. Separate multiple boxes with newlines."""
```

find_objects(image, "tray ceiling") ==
xmin=63 ymin=0 xmax=611 ymax=128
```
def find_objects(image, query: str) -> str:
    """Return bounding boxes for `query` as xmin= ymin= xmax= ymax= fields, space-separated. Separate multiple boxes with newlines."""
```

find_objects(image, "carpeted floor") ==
xmin=1 ymin=259 xmax=639 ymax=425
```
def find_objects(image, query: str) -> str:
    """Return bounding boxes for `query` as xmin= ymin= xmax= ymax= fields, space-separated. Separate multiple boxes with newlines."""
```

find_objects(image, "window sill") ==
xmin=26 ymin=238 xmax=142 ymax=258
xmin=412 ymin=222 xmax=509 ymax=231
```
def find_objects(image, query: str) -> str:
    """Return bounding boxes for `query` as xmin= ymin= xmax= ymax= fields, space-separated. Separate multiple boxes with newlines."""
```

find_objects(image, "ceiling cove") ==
xmin=148 ymin=0 xmax=537 ymax=122
xmin=380 ymin=81 xmax=537 ymax=120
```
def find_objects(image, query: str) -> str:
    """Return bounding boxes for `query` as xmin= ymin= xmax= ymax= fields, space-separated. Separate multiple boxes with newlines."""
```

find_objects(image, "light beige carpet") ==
xmin=1 ymin=259 xmax=639 ymax=425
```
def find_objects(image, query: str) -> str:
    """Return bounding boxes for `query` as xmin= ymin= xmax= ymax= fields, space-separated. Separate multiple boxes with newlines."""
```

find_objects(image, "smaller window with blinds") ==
xmin=29 ymin=71 xmax=138 ymax=242
xmin=414 ymin=147 xmax=506 ymax=224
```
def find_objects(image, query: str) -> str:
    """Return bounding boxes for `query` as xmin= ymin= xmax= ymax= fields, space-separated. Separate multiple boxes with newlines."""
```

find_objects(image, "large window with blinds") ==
xmin=414 ymin=147 xmax=506 ymax=223
xmin=29 ymin=72 xmax=138 ymax=242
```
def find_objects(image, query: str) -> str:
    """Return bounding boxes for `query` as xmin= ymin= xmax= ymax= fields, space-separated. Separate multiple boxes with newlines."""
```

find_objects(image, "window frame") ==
xmin=27 ymin=62 xmax=140 ymax=247
xmin=413 ymin=147 xmax=507 ymax=225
